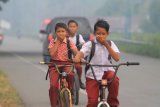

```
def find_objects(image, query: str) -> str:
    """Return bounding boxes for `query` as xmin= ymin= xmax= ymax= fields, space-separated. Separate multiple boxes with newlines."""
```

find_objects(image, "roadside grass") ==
xmin=109 ymin=33 xmax=160 ymax=58
xmin=0 ymin=70 xmax=24 ymax=107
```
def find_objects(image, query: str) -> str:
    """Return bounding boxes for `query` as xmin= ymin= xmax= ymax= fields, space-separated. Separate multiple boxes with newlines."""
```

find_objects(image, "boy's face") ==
xmin=94 ymin=27 xmax=109 ymax=41
xmin=56 ymin=28 xmax=68 ymax=42
xmin=68 ymin=22 xmax=78 ymax=35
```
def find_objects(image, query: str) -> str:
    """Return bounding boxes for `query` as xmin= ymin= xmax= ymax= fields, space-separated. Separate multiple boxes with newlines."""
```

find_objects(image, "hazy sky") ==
xmin=0 ymin=0 xmax=106 ymax=36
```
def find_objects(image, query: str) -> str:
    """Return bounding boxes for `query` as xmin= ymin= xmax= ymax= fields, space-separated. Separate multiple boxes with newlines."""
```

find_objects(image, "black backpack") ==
xmin=84 ymin=40 xmax=112 ymax=74
xmin=76 ymin=34 xmax=82 ymax=50
xmin=67 ymin=38 xmax=72 ymax=59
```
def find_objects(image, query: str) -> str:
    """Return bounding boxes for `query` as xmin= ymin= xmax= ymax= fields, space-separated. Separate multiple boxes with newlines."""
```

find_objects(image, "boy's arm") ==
xmin=69 ymin=40 xmax=78 ymax=56
xmin=97 ymin=36 xmax=120 ymax=62
xmin=104 ymin=42 xmax=120 ymax=62
xmin=48 ymin=40 xmax=60 ymax=58
xmin=71 ymin=48 xmax=78 ymax=57
xmin=73 ymin=51 xmax=84 ymax=63
xmin=73 ymin=41 xmax=91 ymax=62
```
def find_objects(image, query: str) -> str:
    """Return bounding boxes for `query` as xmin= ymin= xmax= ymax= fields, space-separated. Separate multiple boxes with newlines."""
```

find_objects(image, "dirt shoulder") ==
xmin=0 ymin=70 xmax=25 ymax=107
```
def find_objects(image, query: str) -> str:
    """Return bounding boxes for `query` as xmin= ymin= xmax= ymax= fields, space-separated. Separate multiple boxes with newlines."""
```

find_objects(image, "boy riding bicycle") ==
xmin=73 ymin=20 xmax=120 ymax=107
xmin=68 ymin=20 xmax=86 ymax=89
xmin=48 ymin=23 xmax=78 ymax=107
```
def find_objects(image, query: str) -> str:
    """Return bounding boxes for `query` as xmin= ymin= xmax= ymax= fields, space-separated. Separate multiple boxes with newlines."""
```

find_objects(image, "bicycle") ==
xmin=81 ymin=61 xmax=140 ymax=107
xmin=40 ymin=60 xmax=80 ymax=107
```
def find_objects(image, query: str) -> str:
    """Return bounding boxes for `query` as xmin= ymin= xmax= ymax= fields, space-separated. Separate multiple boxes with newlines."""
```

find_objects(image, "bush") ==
xmin=109 ymin=33 xmax=160 ymax=58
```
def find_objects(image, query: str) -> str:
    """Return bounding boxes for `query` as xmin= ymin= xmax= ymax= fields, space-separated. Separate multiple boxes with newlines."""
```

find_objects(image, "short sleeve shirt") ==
xmin=69 ymin=34 xmax=85 ymax=45
xmin=48 ymin=38 xmax=77 ymax=61
xmin=80 ymin=39 xmax=120 ymax=80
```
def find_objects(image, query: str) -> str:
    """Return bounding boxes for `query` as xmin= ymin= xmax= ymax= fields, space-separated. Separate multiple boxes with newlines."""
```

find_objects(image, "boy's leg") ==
xmin=49 ymin=67 xmax=59 ymax=107
xmin=103 ymin=71 xmax=119 ymax=107
xmin=75 ymin=64 xmax=85 ymax=89
xmin=86 ymin=78 xmax=99 ymax=107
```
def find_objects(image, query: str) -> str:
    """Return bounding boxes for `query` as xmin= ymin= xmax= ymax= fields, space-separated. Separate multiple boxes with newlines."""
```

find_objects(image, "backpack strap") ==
xmin=88 ymin=41 xmax=95 ymax=62
xmin=76 ymin=34 xmax=81 ymax=50
xmin=107 ymin=40 xmax=112 ymax=63
xmin=76 ymin=34 xmax=79 ymax=47
xmin=88 ymin=40 xmax=111 ymax=63
xmin=85 ymin=40 xmax=112 ymax=74
xmin=67 ymin=38 xmax=72 ymax=59
xmin=85 ymin=40 xmax=95 ymax=74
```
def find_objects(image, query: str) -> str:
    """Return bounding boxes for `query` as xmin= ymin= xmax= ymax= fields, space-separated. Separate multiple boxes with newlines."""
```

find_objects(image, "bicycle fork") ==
xmin=97 ymin=82 xmax=110 ymax=107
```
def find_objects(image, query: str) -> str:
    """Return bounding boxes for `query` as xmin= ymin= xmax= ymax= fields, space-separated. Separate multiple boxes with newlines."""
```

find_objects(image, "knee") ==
xmin=104 ymin=71 xmax=119 ymax=81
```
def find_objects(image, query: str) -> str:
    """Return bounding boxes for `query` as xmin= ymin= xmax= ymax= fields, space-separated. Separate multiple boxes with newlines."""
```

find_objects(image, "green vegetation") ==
xmin=141 ymin=0 xmax=160 ymax=32
xmin=96 ymin=0 xmax=160 ymax=33
xmin=0 ymin=70 xmax=24 ymax=107
xmin=109 ymin=33 xmax=160 ymax=58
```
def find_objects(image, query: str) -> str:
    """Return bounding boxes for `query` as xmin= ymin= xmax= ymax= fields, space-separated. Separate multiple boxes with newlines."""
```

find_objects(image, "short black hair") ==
xmin=68 ymin=20 xmax=78 ymax=26
xmin=55 ymin=23 xmax=69 ymax=32
xmin=94 ymin=19 xmax=110 ymax=32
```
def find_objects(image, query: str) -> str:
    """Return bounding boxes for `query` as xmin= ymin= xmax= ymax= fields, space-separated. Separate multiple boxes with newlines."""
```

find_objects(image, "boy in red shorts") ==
xmin=73 ymin=20 xmax=120 ymax=107
xmin=48 ymin=23 xmax=78 ymax=107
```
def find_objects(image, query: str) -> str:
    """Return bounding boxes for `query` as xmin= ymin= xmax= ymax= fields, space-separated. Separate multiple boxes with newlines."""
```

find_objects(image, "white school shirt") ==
xmin=69 ymin=34 xmax=85 ymax=45
xmin=80 ymin=39 xmax=120 ymax=80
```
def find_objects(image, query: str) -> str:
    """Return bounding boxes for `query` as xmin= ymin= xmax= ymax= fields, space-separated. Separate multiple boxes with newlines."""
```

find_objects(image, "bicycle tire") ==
xmin=56 ymin=90 xmax=63 ymax=107
xmin=98 ymin=101 xmax=110 ymax=107
xmin=62 ymin=89 xmax=72 ymax=107
xmin=73 ymin=73 xmax=80 ymax=105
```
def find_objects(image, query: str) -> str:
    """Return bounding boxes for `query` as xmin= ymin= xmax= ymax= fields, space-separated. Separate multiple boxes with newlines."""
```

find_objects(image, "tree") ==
xmin=141 ymin=0 xmax=160 ymax=32
xmin=0 ymin=0 xmax=9 ymax=11
xmin=95 ymin=0 xmax=143 ymax=16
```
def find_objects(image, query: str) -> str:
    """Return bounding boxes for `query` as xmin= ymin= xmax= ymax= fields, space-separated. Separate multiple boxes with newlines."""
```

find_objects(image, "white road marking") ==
xmin=13 ymin=53 xmax=47 ymax=73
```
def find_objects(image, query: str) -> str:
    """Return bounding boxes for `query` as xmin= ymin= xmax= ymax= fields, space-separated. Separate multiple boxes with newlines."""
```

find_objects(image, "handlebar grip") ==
xmin=127 ymin=62 xmax=140 ymax=66
xmin=39 ymin=61 xmax=49 ymax=64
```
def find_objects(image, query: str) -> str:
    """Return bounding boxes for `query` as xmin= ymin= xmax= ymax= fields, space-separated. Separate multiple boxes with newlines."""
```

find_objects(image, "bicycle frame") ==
xmin=40 ymin=61 xmax=74 ymax=107
xmin=54 ymin=63 xmax=74 ymax=107
xmin=40 ymin=60 xmax=139 ymax=107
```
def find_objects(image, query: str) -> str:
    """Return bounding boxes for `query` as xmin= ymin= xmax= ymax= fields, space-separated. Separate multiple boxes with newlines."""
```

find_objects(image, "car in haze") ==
xmin=40 ymin=16 xmax=93 ymax=62
xmin=0 ymin=34 xmax=4 ymax=45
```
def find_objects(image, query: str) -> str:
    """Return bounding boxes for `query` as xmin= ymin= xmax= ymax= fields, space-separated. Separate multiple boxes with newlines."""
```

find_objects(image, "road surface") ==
xmin=0 ymin=36 xmax=160 ymax=107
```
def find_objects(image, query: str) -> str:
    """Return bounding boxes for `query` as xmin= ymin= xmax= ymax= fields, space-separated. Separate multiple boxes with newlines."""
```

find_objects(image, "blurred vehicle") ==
xmin=0 ymin=34 xmax=4 ymax=45
xmin=38 ymin=19 xmax=51 ymax=42
xmin=38 ymin=33 xmax=46 ymax=42
xmin=40 ymin=16 xmax=93 ymax=62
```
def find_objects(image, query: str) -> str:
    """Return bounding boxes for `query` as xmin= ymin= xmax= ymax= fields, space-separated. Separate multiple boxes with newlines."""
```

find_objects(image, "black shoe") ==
xmin=79 ymin=80 xmax=86 ymax=89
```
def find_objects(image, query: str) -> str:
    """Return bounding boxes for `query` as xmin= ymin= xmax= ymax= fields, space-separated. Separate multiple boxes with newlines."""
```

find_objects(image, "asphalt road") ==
xmin=0 ymin=36 xmax=160 ymax=107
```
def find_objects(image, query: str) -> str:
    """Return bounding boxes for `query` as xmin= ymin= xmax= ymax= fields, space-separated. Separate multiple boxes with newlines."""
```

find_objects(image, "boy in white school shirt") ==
xmin=73 ymin=20 xmax=120 ymax=107
xmin=68 ymin=20 xmax=86 ymax=89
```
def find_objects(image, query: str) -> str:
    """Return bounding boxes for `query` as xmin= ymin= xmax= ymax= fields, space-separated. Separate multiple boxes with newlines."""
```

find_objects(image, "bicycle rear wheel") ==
xmin=62 ymin=89 xmax=72 ymax=107
xmin=73 ymin=73 xmax=80 ymax=105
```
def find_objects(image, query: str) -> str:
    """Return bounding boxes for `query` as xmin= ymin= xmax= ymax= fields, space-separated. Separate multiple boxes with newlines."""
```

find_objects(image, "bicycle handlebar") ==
xmin=39 ymin=61 xmax=74 ymax=75
xmin=82 ymin=61 xmax=140 ymax=84
xmin=126 ymin=62 xmax=140 ymax=66
xmin=39 ymin=60 xmax=140 ymax=82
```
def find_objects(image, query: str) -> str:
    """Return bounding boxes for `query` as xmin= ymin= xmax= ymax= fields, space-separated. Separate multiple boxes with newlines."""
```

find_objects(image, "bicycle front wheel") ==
xmin=62 ymin=89 xmax=72 ymax=107
xmin=98 ymin=101 xmax=110 ymax=107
